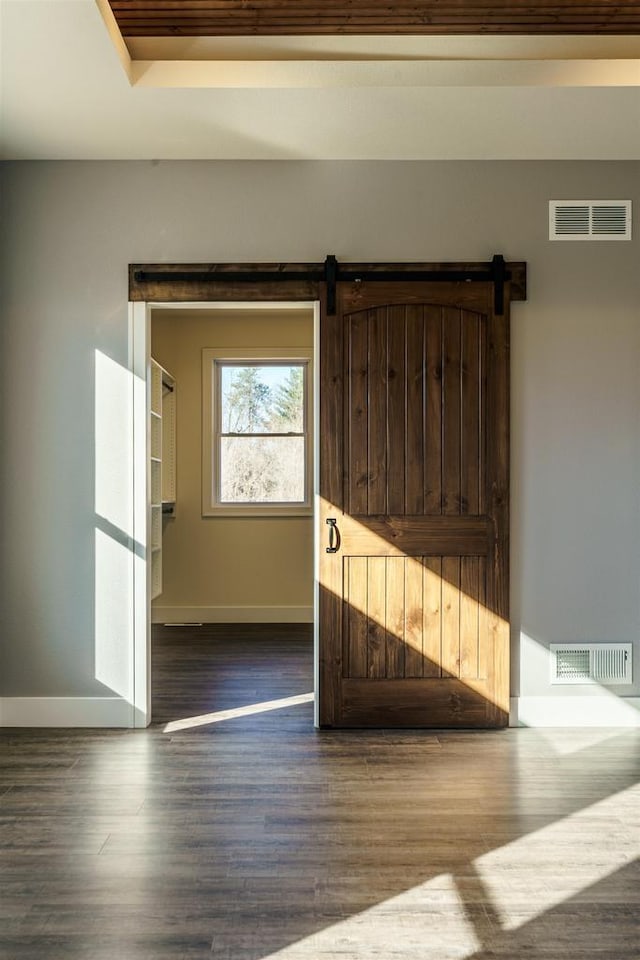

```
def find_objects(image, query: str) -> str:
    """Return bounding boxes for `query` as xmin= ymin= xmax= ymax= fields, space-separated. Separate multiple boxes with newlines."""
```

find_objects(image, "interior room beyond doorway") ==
xmin=150 ymin=303 xmax=315 ymax=629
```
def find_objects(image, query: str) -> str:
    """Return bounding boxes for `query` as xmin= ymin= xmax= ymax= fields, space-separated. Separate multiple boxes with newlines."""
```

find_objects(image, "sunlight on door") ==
xmin=319 ymin=499 xmax=508 ymax=723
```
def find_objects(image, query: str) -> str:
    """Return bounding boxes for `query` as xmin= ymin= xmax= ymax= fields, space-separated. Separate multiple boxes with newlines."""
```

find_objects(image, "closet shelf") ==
xmin=150 ymin=358 xmax=177 ymax=602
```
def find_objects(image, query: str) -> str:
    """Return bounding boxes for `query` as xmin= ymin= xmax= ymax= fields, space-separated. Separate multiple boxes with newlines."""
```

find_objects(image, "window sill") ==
xmin=203 ymin=504 xmax=313 ymax=518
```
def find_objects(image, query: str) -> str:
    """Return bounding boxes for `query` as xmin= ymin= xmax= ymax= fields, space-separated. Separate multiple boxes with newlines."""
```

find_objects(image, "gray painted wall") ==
xmin=1 ymin=160 xmax=639 ymax=703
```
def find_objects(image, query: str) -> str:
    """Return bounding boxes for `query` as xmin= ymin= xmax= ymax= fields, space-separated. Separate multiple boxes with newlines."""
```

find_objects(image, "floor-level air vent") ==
xmin=550 ymin=644 xmax=633 ymax=685
xmin=549 ymin=201 xmax=632 ymax=241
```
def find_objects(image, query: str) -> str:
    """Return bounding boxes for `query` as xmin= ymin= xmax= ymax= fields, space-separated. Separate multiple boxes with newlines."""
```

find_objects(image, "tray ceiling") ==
xmin=1 ymin=1 xmax=638 ymax=160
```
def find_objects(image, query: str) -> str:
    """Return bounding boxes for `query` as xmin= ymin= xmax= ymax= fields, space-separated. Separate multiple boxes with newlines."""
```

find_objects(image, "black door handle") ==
xmin=326 ymin=518 xmax=341 ymax=554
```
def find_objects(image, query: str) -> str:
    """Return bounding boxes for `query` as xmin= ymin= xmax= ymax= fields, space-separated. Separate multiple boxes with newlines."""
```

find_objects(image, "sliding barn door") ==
xmin=318 ymin=281 xmax=509 ymax=727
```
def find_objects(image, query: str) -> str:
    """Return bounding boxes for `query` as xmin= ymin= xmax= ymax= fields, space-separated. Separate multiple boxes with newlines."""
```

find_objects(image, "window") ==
xmin=202 ymin=347 xmax=313 ymax=516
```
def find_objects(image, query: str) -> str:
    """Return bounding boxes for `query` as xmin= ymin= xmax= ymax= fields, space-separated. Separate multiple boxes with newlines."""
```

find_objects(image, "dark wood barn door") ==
xmin=318 ymin=280 xmax=510 ymax=727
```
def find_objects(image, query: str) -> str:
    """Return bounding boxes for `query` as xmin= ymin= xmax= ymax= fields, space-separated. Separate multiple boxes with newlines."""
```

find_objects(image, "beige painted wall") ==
xmin=151 ymin=307 xmax=315 ymax=621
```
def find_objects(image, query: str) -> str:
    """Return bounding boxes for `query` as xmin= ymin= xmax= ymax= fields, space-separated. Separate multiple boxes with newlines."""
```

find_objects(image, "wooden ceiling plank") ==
xmin=113 ymin=11 xmax=640 ymax=21
xmin=112 ymin=8 xmax=640 ymax=15
xmin=111 ymin=4 xmax=640 ymax=12
xmin=109 ymin=1 xmax=640 ymax=6
xmin=120 ymin=30 xmax=640 ymax=38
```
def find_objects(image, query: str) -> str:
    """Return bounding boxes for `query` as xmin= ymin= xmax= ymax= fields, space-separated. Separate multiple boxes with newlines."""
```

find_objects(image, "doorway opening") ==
xmin=131 ymin=300 xmax=320 ymax=728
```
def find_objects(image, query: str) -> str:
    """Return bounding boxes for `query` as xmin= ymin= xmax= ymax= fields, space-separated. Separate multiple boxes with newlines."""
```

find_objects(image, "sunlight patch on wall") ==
xmin=95 ymin=350 xmax=134 ymax=538
xmin=95 ymin=528 xmax=133 ymax=700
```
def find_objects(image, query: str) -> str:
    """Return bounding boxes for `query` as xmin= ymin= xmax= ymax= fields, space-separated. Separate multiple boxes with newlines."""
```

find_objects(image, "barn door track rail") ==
xmin=131 ymin=254 xmax=526 ymax=315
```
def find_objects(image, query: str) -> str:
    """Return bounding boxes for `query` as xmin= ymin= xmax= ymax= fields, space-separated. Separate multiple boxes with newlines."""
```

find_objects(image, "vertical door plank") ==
xmin=423 ymin=556 xmax=443 ymax=677
xmin=493 ymin=615 xmax=511 ymax=721
xmin=404 ymin=556 xmax=424 ymax=678
xmin=345 ymin=556 xmax=369 ymax=679
xmin=342 ymin=555 xmax=350 ymax=676
xmin=479 ymin=314 xmax=487 ymax=517
xmin=477 ymin=557 xmax=489 ymax=681
xmin=368 ymin=308 xmax=388 ymax=514
xmin=387 ymin=306 xmax=406 ymax=515
xmin=385 ymin=556 xmax=406 ymax=679
xmin=424 ymin=308 xmax=443 ymax=515
xmin=367 ymin=557 xmax=387 ymax=678
xmin=441 ymin=556 xmax=461 ymax=678
xmin=460 ymin=556 xmax=480 ymax=679
xmin=480 ymin=577 xmax=502 ymax=720
xmin=461 ymin=311 xmax=480 ymax=516
xmin=405 ymin=306 xmax=425 ymax=515
xmin=442 ymin=307 xmax=461 ymax=516
xmin=347 ymin=311 xmax=369 ymax=515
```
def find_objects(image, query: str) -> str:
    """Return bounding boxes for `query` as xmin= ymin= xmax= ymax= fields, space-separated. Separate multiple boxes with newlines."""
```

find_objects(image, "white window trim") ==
xmin=202 ymin=346 xmax=313 ymax=517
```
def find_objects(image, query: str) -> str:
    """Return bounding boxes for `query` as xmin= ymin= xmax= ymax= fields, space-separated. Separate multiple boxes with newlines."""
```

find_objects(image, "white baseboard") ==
xmin=510 ymin=696 xmax=640 ymax=728
xmin=152 ymin=605 xmax=314 ymax=624
xmin=0 ymin=697 xmax=132 ymax=728
xmin=5 ymin=694 xmax=637 ymax=729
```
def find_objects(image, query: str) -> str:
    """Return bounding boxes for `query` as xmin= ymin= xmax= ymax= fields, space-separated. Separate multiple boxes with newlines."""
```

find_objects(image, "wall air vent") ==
xmin=549 ymin=201 xmax=632 ymax=241
xmin=550 ymin=644 xmax=633 ymax=685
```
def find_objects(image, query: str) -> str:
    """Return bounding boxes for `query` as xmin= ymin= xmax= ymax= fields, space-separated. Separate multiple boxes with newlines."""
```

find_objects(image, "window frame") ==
xmin=202 ymin=346 xmax=313 ymax=517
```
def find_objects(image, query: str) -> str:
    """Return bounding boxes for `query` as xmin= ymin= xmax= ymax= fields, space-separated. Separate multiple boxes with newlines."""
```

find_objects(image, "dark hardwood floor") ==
xmin=1 ymin=624 xmax=639 ymax=959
